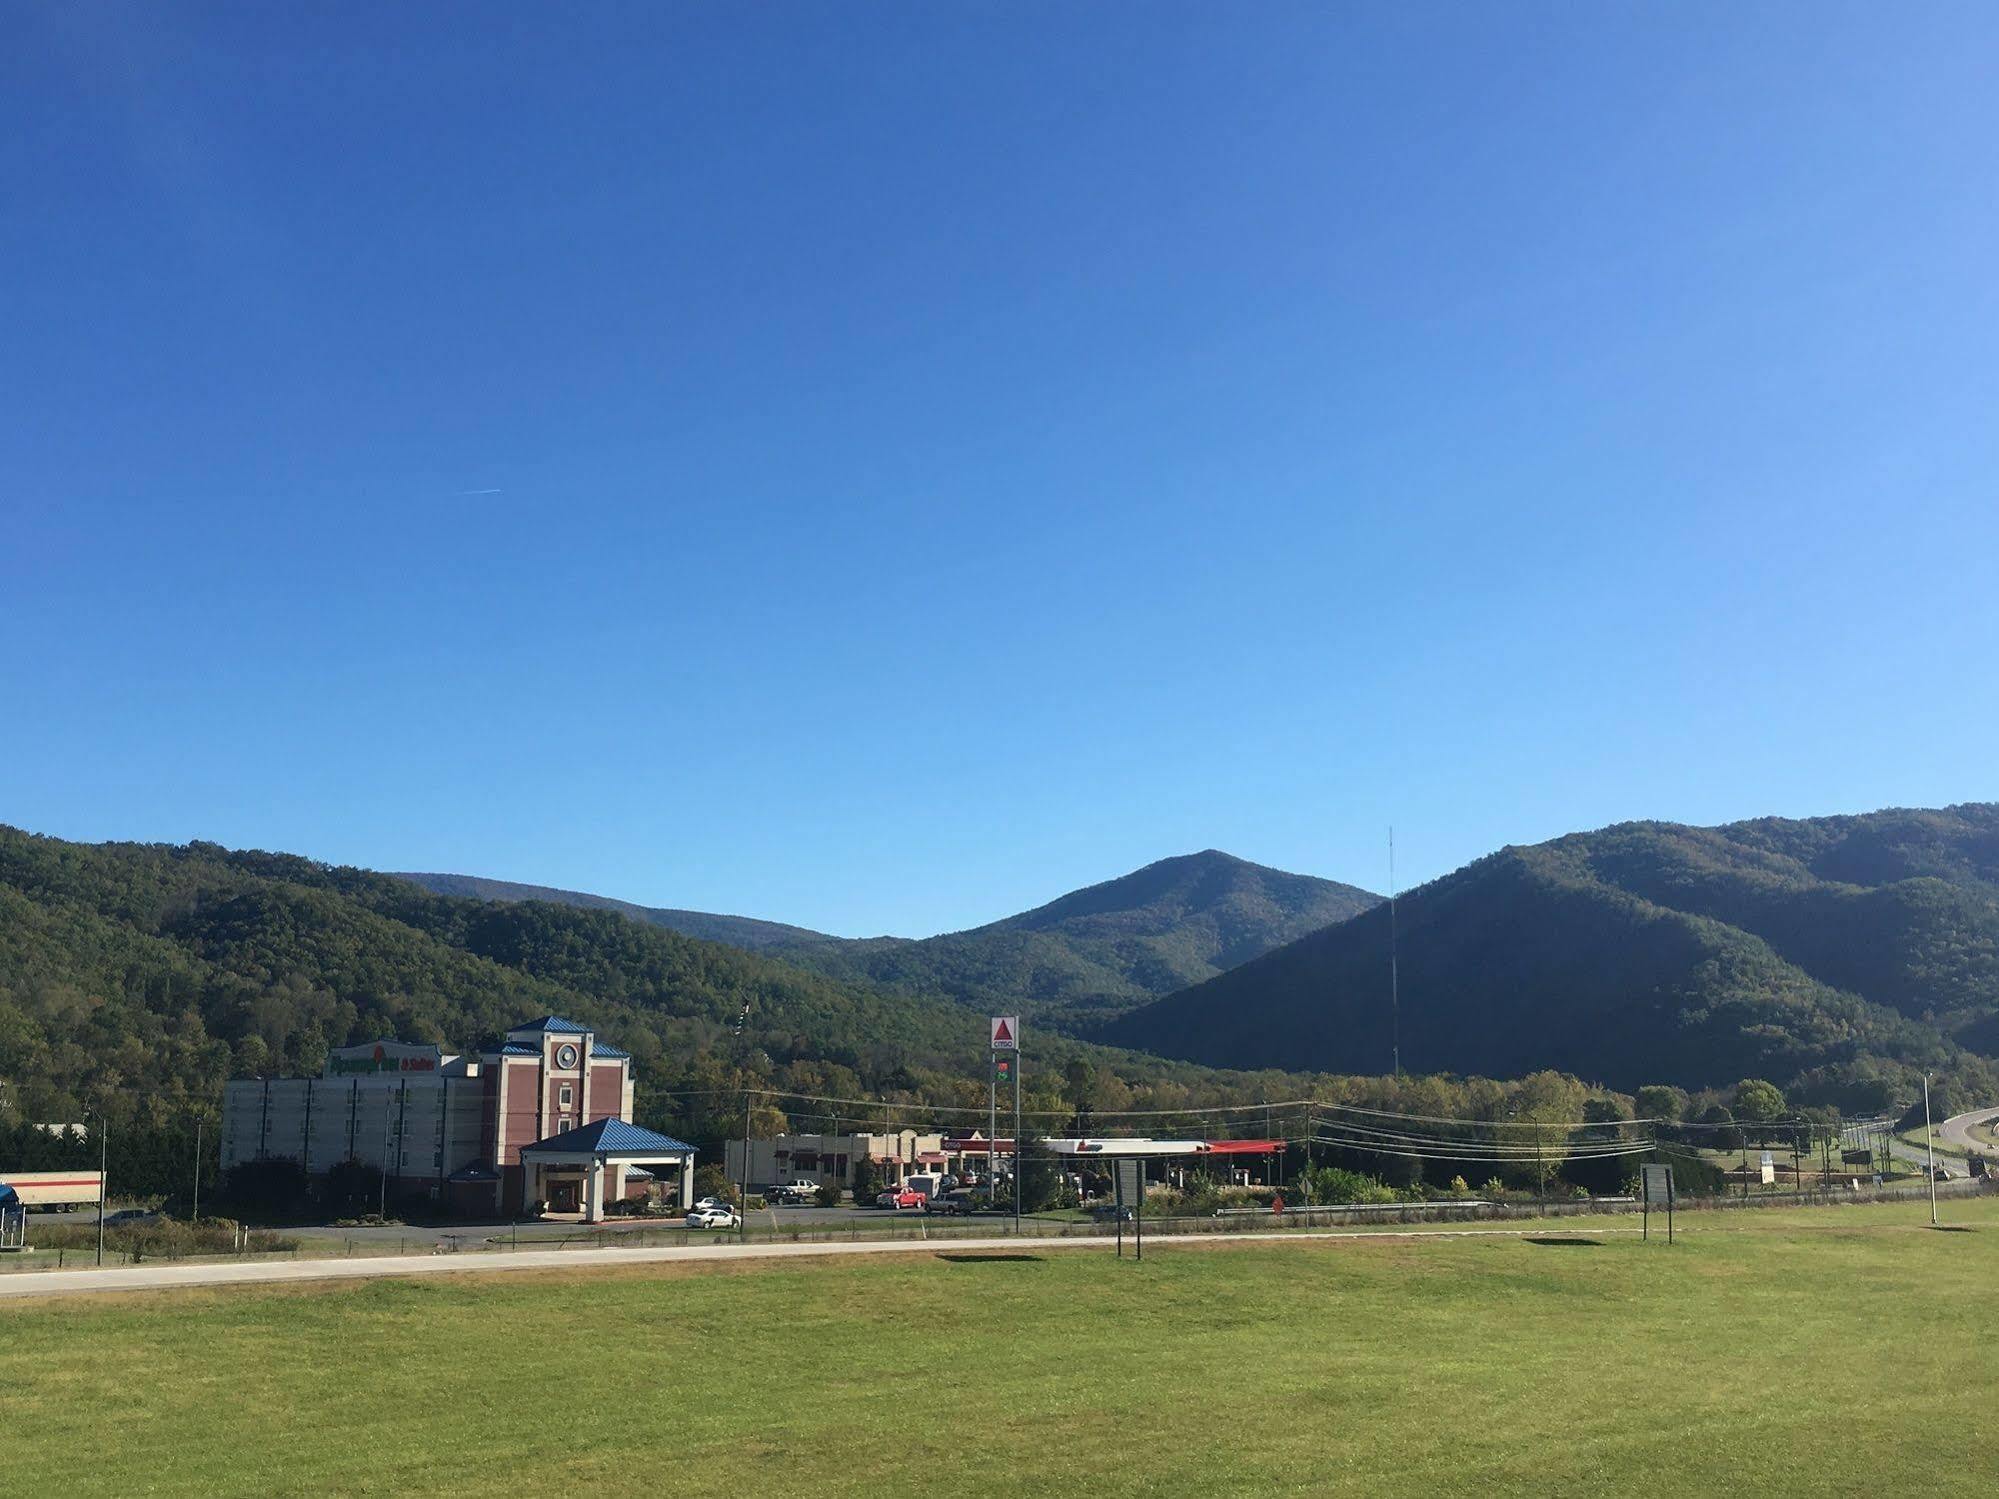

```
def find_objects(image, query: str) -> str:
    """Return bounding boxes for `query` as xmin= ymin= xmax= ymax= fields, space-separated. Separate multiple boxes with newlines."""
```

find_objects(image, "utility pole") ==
xmin=192 ymin=1116 xmax=202 ymax=1225
xmin=734 ymin=998 xmax=754 ymax=1241
xmin=1924 ymin=1073 xmax=1939 ymax=1227
xmin=379 ymin=1089 xmax=392 ymax=1220
xmin=741 ymin=1087 xmax=753 ymax=1242
xmin=96 ymin=1112 xmax=107 ymax=1267
xmin=1013 ymin=1034 xmax=1023 ymax=1234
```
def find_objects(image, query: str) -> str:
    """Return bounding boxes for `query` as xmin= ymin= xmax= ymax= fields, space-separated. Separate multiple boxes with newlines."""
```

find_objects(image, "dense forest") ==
xmin=0 ymin=828 xmax=1379 ymax=1161
xmin=402 ymin=848 xmax=1380 ymax=1029
xmin=1104 ymin=805 xmax=1999 ymax=1110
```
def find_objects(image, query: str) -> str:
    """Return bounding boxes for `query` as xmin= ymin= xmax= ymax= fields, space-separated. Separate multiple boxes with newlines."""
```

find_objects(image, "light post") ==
xmin=92 ymin=1110 xmax=108 ymax=1267
xmin=379 ymin=1089 xmax=393 ymax=1220
xmin=1923 ymin=1073 xmax=1939 ymax=1227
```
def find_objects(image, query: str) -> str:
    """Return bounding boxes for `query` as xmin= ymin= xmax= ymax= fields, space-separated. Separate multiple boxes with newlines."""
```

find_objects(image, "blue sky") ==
xmin=5 ymin=4 xmax=1996 ymax=937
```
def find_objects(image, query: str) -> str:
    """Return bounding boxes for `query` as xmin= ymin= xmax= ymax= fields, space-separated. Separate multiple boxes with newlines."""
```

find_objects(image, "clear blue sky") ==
xmin=6 ymin=5 xmax=1996 ymax=938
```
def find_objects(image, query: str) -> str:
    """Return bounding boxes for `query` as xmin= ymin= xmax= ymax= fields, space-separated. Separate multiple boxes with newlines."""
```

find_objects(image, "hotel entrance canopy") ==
xmin=520 ymin=1118 xmax=697 ymax=1222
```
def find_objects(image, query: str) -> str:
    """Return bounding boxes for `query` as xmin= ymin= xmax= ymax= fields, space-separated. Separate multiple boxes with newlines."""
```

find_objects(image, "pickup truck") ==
xmin=875 ymin=1186 xmax=927 ymax=1211
xmin=765 ymin=1180 xmax=821 ymax=1204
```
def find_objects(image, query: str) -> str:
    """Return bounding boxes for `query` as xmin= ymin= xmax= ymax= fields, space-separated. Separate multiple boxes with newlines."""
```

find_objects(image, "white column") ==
xmin=584 ymin=1159 xmax=605 ymax=1223
xmin=679 ymin=1153 xmax=695 ymax=1209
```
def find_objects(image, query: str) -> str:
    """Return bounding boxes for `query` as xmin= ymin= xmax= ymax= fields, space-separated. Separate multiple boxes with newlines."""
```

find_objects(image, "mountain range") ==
xmin=8 ymin=804 xmax=1997 ymax=1129
xmin=0 ymin=827 xmax=1323 ymax=1142
xmin=397 ymin=850 xmax=1380 ymax=1028
xmin=1103 ymin=805 xmax=1999 ymax=1104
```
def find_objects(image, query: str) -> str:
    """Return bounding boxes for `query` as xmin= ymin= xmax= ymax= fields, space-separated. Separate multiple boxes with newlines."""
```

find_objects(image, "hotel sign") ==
xmin=327 ymin=1042 xmax=442 ymax=1076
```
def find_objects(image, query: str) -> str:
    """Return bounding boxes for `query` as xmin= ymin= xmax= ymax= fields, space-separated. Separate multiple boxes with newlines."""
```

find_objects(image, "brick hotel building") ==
xmin=220 ymin=1015 xmax=694 ymax=1219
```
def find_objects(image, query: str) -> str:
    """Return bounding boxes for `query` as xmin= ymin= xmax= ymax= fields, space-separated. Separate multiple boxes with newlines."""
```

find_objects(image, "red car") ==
xmin=875 ymin=1186 xmax=926 ymax=1210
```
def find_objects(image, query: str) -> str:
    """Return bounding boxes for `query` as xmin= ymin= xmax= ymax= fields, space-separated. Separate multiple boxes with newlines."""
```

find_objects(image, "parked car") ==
xmin=103 ymin=1208 xmax=162 ymax=1227
xmin=926 ymin=1191 xmax=977 ymax=1215
xmin=692 ymin=1196 xmax=732 ymax=1214
xmin=875 ymin=1186 xmax=926 ymax=1210
xmin=767 ymin=1180 xmax=819 ymax=1204
xmin=686 ymin=1205 xmax=740 ymax=1229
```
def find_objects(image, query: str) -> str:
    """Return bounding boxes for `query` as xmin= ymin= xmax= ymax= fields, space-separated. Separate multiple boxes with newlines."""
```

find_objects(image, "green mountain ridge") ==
xmin=399 ymin=850 xmax=1381 ymax=1028
xmin=0 ymin=827 xmax=1338 ymax=1145
xmin=1102 ymin=805 xmax=1999 ymax=1104
xmin=392 ymin=872 xmax=833 ymax=951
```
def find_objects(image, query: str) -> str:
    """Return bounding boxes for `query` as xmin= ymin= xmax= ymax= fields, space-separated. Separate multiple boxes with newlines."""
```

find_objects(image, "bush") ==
xmin=29 ymin=1215 xmax=298 ymax=1260
xmin=220 ymin=1158 xmax=313 ymax=1219
xmin=814 ymin=1180 xmax=844 ymax=1208
xmin=850 ymin=1157 xmax=883 ymax=1203
xmin=1301 ymin=1165 xmax=1398 ymax=1205
xmin=692 ymin=1164 xmax=735 ymax=1203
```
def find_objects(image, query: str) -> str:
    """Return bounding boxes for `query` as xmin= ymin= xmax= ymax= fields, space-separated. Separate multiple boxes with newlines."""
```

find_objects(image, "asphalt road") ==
xmin=1938 ymin=1105 xmax=1999 ymax=1160
xmin=0 ymin=1223 xmax=1633 ymax=1301
xmin=283 ymin=1203 xmax=967 ymax=1245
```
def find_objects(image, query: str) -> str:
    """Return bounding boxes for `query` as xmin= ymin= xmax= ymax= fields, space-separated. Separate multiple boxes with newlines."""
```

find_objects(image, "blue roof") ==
xmin=510 ymin=1015 xmax=592 ymax=1035
xmin=591 ymin=1042 xmax=630 ymax=1059
xmin=520 ymin=1118 xmax=695 ymax=1157
xmin=499 ymin=1042 xmax=538 ymax=1055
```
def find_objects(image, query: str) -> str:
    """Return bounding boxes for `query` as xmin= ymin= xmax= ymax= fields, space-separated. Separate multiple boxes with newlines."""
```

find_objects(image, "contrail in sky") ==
xmin=456 ymin=488 xmax=503 ymax=495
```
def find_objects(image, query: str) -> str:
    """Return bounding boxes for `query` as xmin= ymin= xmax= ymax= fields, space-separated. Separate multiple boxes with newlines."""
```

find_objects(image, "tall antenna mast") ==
xmin=1389 ymin=826 xmax=1400 ymax=1078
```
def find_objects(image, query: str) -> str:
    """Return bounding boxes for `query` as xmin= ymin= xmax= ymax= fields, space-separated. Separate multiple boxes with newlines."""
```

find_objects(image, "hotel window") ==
xmin=558 ymin=1115 xmax=572 ymax=1132
xmin=559 ymin=1083 xmax=574 ymax=1107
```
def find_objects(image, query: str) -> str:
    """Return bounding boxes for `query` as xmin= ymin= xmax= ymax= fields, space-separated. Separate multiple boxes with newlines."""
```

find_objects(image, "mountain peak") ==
xmin=1103 ymin=802 xmax=1999 ymax=1099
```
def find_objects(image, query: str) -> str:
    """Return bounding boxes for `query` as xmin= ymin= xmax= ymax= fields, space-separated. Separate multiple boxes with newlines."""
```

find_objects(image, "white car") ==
xmin=691 ymin=1196 xmax=732 ymax=1213
xmin=686 ymin=1205 xmax=740 ymax=1229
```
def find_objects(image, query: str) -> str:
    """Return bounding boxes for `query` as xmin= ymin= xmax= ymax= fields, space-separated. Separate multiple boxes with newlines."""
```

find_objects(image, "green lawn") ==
xmin=6 ymin=1197 xmax=1997 ymax=1497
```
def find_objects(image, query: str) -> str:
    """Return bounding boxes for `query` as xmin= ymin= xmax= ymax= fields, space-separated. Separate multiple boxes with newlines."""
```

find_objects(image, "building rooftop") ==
xmin=509 ymin=1015 xmax=593 ymax=1036
xmin=521 ymin=1118 xmax=695 ymax=1157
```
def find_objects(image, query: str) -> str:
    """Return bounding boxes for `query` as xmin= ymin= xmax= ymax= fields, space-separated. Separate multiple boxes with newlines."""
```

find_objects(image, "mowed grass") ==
xmin=6 ymin=1199 xmax=1998 ymax=1498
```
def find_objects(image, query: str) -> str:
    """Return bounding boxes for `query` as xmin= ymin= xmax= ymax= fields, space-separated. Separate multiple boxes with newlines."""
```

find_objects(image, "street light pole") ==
xmin=379 ymin=1089 xmax=392 ymax=1220
xmin=1923 ymin=1073 xmax=1939 ymax=1227
xmin=96 ymin=1113 xmax=107 ymax=1267
xmin=192 ymin=1116 xmax=202 ymax=1225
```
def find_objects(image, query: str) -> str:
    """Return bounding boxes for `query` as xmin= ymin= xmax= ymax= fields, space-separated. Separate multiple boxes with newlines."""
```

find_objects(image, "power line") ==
xmin=1308 ymin=1127 xmax=1652 ymax=1160
xmin=1307 ymin=1118 xmax=1651 ymax=1157
xmin=1316 ymin=1100 xmax=1672 ymax=1129
xmin=1307 ymin=1134 xmax=1651 ymax=1163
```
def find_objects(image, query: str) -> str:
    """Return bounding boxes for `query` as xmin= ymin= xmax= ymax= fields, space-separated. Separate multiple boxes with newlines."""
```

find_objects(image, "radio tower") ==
xmin=1389 ymin=827 xmax=1400 ymax=1079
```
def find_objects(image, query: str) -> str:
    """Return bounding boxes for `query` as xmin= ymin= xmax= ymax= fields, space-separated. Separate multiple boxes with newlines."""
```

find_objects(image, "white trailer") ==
xmin=0 ymin=1170 xmax=105 ymax=1211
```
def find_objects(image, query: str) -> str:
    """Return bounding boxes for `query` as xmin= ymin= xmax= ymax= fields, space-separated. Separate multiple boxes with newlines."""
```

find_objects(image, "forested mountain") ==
xmin=0 ymin=827 xmax=1341 ymax=1149
xmin=1103 ymin=806 xmax=1999 ymax=1107
xmin=394 ymin=872 xmax=831 ymax=950
xmin=399 ymin=849 xmax=1379 ymax=1028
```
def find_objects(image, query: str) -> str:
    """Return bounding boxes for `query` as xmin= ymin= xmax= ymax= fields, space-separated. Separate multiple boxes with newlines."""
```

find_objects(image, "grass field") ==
xmin=5 ymin=1198 xmax=1996 ymax=1497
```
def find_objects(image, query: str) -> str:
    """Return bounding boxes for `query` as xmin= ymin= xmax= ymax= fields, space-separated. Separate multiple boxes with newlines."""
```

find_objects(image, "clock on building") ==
xmin=555 ymin=1042 xmax=580 ymax=1068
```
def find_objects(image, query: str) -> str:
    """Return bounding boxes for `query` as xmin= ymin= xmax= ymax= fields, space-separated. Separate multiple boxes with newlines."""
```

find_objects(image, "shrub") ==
xmin=814 ymin=1180 xmax=844 ymax=1208
xmin=850 ymin=1157 xmax=883 ymax=1203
